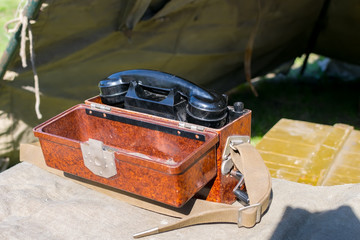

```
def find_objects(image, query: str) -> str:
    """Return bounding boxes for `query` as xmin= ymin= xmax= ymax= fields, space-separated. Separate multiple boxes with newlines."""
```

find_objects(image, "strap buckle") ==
xmin=238 ymin=203 xmax=262 ymax=227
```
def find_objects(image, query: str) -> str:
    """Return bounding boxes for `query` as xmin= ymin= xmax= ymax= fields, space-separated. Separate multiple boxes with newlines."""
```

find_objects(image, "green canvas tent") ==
xmin=0 ymin=0 xmax=359 ymax=165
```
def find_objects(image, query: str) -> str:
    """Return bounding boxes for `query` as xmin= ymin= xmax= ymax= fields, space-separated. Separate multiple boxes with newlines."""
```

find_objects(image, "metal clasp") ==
xmin=221 ymin=135 xmax=250 ymax=175
xmin=80 ymin=139 xmax=117 ymax=178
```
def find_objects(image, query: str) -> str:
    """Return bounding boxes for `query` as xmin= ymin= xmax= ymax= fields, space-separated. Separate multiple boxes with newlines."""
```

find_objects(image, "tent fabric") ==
xmin=0 ymin=162 xmax=359 ymax=239
xmin=0 ymin=0 xmax=326 ymax=162
xmin=314 ymin=0 xmax=360 ymax=65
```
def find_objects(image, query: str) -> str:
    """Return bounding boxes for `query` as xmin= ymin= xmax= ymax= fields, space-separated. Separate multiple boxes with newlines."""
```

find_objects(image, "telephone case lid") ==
xmin=34 ymin=104 xmax=219 ymax=175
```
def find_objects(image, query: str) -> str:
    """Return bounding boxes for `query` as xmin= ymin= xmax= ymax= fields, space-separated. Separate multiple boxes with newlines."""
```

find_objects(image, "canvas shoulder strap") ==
xmin=134 ymin=142 xmax=272 ymax=238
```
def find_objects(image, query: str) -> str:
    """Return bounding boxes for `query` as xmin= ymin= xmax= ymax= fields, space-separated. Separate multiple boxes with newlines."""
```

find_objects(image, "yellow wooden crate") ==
xmin=256 ymin=118 xmax=360 ymax=186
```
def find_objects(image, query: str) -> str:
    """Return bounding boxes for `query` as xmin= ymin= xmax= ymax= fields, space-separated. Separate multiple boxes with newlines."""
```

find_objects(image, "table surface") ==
xmin=0 ymin=162 xmax=359 ymax=240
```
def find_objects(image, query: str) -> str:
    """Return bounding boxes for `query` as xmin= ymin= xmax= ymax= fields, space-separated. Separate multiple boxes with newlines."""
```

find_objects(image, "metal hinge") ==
xmin=90 ymin=103 xmax=111 ymax=112
xmin=178 ymin=122 xmax=205 ymax=132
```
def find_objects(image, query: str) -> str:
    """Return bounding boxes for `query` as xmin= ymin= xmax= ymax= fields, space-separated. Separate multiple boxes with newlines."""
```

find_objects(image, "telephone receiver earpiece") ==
xmin=99 ymin=69 xmax=228 ymax=128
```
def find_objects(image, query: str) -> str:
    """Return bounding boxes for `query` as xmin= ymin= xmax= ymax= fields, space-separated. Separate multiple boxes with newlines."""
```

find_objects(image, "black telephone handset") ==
xmin=99 ymin=70 xmax=229 ymax=128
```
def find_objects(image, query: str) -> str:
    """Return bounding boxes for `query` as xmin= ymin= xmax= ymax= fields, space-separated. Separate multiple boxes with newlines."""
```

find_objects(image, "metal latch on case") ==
xmin=81 ymin=139 xmax=117 ymax=178
xmin=221 ymin=135 xmax=250 ymax=175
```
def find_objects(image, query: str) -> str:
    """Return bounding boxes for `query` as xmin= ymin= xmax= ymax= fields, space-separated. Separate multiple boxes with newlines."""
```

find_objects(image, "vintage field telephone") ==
xmin=34 ymin=70 xmax=271 ymax=236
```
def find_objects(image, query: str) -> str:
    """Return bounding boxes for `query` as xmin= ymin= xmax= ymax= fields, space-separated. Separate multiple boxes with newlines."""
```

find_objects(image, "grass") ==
xmin=0 ymin=0 xmax=22 ymax=54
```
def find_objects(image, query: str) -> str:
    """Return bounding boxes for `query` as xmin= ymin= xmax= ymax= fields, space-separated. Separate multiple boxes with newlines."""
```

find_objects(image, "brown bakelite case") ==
xmin=34 ymin=97 xmax=251 ymax=207
xmin=85 ymin=97 xmax=252 ymax=205
xmin=34 ymin=104 xmax=218 ymax=207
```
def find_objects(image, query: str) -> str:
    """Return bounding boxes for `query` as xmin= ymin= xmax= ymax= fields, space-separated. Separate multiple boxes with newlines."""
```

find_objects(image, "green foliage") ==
xmin=0 ymin=0 xmax=22 ymax=54
xmin=229 ymin=75 xmax=360 ymax=143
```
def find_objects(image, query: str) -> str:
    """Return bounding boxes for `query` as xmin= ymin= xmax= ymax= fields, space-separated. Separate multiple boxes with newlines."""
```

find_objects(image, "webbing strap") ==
xmin=231 ymin=143 xmax=272 ymax=227
xmin=134 ymin=143 xmax=272 ymax=238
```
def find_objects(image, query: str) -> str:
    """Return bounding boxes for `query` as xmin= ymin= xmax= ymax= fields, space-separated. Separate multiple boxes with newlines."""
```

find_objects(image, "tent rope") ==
xmin=28 ymin=22 xmax=42 ymax=119
xmin=20 ymin=14 xmax=29 ymax=68
xmin=4 ymin=12 xmax=42 ymax=119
